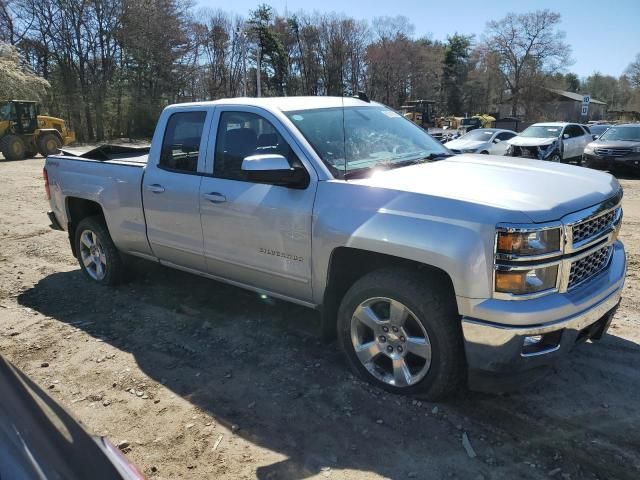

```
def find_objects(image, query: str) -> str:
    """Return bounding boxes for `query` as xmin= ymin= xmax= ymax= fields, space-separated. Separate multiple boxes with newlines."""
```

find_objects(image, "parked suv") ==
xmin=583 ymin=124 xmax=640 ymax=173
xmin=506 ymin=122 xmax=592 ymax=163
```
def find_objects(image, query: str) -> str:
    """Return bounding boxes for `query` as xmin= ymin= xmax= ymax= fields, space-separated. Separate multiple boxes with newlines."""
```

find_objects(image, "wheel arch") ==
xmin=65 ymin=197 xmax=105 ymax=257
xmin=320 ymin=247 xmax=457 ymax=340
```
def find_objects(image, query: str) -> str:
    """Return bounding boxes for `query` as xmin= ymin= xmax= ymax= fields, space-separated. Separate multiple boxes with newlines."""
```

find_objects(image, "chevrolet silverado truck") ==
xmin=44 ymin=97 xmax=626 ymax=400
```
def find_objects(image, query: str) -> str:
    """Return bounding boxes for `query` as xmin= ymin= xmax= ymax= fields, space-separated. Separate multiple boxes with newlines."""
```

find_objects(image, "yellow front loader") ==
xmin=0 ymin=100 xmax=75 ymax=160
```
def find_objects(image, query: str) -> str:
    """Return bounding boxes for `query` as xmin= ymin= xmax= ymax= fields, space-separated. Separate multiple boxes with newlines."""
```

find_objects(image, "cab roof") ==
xmin=168 ymin=96 xmax=382 ymax=112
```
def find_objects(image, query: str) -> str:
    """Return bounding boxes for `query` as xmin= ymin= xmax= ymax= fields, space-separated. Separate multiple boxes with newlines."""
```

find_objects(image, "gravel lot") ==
xmin=1 ymin=155 xmax=639 ymax=480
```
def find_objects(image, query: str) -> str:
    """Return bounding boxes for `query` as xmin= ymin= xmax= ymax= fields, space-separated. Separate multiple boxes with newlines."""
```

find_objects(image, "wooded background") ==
xmin=2 ymin=1 xmax=640 ymax=142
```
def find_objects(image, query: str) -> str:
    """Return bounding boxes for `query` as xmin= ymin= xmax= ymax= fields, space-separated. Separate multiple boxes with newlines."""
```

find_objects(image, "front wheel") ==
xmin=548 ymin=153 xmax=561 ymax=162
xmin=337 ymin=269 xmax=465 ymax=400
xmin=38 ymin=133 xmax=62 ymax=157
xmin=74 ymin=216 xmax=125 ymax=285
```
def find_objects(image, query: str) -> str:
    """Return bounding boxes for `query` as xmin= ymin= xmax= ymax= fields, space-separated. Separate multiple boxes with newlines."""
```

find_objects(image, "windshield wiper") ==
xmin=343 ymin=153 xmax=452 ymax=179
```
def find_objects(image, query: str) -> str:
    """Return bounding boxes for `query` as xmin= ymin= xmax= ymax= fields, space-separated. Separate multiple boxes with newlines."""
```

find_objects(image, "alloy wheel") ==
xmin=350 ymin=297 xmax=432 ymax=387
xmin=79 ymin=229 xmax=107 ymax=281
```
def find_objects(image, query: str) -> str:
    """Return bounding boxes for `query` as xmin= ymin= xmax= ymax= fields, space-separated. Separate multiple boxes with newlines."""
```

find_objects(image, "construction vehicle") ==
xmin=0 ymin=100 xmax=75 ymax=160
xmin=458 ymin=114 xmax=496 ymax=133
xmin=400 ymin=100 xmax=437 ymax=129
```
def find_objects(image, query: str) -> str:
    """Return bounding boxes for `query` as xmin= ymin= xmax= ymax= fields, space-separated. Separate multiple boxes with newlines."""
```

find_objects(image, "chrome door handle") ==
xmin=146 ymin=184 xmax=165 ymax=193
xmin=203 ymin=192 xmax=227 ymax=203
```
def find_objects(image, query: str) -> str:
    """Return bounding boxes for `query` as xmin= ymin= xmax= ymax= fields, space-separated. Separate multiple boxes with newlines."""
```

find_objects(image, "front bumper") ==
xmin=461 ymin=241 xmax=626 ymax=387
xmin=583 ymin=152 xmax=640 ymax=171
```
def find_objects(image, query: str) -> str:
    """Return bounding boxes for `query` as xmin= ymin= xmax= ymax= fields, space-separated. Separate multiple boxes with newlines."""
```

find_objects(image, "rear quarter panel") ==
xmin=46 ymin=156 xmax=152 ymax=257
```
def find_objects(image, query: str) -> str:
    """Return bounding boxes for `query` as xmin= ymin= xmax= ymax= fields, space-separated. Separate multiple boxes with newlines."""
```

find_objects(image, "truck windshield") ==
xmin=285 ymin=106 xmax=451 ymax=178
xmin=519 ymin=125 xmax=562 ymax=138
xmin=599 ymin=126 xmax=640 ymax=142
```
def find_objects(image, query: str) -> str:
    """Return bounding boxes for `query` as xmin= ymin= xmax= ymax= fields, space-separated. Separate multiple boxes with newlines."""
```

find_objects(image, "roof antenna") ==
xmin=354 ymin=91 xmax=370 ymax=103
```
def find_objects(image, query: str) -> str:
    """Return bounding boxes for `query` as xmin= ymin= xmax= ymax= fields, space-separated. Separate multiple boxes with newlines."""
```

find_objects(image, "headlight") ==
xmin=506 ymin=145 xmax=514 ymax=155
xmin=584 ymin=144 xmax=595 ymax=154
xmin=496 ymin=228 xmax=561 ymax=257
xmin=633 ymin=146 xmax=640 ymax=153
xmin=495 ymin=266 xmax=558 ymax=295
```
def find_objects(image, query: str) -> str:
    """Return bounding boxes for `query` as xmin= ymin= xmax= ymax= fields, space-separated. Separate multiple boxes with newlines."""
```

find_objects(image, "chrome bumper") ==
xmin=462 ymin=242 xmax=626 ymax=375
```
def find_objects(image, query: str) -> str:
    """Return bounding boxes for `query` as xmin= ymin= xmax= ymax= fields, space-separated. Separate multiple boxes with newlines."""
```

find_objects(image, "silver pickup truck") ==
xmin=44 ymin=97 xmax=626 ymax=399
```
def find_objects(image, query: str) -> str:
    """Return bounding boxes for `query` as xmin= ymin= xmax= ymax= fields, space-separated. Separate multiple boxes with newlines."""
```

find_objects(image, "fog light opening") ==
xmin=521 ymin=330 xmax=563 ymax=356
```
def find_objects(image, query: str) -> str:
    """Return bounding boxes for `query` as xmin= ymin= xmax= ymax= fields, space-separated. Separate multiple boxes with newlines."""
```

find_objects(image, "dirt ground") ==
xmin=1 ymin=154 xmax=639 ymax=480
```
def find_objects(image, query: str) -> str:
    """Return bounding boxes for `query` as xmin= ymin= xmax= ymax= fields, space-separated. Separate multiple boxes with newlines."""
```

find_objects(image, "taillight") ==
xmin=43 ymin=167 xmax=51 ymax=200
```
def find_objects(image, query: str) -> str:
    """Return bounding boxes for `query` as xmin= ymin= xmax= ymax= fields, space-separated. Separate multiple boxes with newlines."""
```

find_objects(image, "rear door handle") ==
xmin=202 ymin=192 xmax=227 ymax=204
xmin=146 ymin=184 xmax=165 ymax=194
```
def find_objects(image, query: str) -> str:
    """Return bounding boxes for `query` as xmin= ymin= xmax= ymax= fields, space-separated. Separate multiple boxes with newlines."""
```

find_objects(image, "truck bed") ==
xmin=46 ymin=144 xmax=152 ymax=258
xmin=58 ymin=144 xmax=149 ymax=166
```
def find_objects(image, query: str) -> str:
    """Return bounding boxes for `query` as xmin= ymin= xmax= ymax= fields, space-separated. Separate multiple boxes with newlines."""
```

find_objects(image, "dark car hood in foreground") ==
xmin=351 ymin=154 xmax=620 ymax=223
xmin=0 ymin=356 xmax=127 ymax=480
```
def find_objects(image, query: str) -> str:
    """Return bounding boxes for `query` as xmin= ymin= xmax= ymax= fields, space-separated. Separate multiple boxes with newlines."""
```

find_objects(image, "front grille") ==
xmin=571 ymin=208 xmax=618 ymax=245
xmin=568 ymin=245 xmax=612 ymax=289
xmin=514 ymin=146 xmax=539 ymax=159
xmin=594 ymin=147 xmax=631 ymax=157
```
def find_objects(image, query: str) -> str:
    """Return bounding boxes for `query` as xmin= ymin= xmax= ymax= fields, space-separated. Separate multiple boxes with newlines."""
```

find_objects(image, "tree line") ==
xmin=1 ymin=1 xmax=639 ymax=142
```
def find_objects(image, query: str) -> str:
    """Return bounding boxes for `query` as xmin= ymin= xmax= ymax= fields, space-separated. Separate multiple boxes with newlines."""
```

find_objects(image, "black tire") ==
xmin=25 ymin=150 xmax=38 ymax=158
xmin=74 ymin=216 xmax=125 ymax=286
xmin=548 ymin=152 xmax=561 ymax=163
xmin=337 ymin=268 xmax=465 ymax=400
xmin=0 ymin=135 xmax=27 ymax=161
xmin=480 ymin=151 xmax=489 ymax=154
xmin=38 ymin=133 xmax=62 ymax=157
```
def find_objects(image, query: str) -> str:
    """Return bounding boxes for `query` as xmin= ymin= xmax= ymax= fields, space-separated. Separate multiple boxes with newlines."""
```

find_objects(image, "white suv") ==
xmin=506 ymin=122 xmax=592 ymax=163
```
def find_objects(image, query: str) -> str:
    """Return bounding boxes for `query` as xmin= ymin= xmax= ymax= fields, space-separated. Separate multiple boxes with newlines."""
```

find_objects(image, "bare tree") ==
xmin=483 ymin=10 xmax=570 ymax=116
xmin=626 ymin=53 xmax=640 ymax=88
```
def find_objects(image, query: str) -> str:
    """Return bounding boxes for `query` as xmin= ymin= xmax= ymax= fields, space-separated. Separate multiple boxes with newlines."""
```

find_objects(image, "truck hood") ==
xmin=443 ymin=138 xmax=487 ymax=151
xmin=349 ymin=154 xmax=620 ymax=223
xmin=508 ymin=136 xmax=557 ymax=147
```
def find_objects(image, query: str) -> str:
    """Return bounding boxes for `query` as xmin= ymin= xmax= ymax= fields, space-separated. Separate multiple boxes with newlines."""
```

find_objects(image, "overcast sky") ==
xmin=198 ymin=0 xmax=640 ymax=79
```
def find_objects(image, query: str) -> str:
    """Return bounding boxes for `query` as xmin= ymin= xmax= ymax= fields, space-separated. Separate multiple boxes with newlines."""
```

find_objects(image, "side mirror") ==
xmin=241 ymin=154 xmax=308 ymax=189
xmin=493 ymin=138 xmax=501 ymax=143
xmin=563 ymin=133 xmax=570 ymax=139
xmin=592 ymin=134 xmax=599 ymax=140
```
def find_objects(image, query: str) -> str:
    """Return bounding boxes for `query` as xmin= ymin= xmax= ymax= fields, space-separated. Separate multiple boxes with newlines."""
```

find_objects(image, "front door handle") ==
xmin=146 ymin=184 xmax=165 ymax=194
xmin=203 ymin=192 xmax=227 ymax=204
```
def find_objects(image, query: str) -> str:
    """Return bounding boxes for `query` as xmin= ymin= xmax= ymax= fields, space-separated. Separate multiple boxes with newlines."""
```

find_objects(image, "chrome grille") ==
xmin=594 ymin=147 xmax=631 ymax=157
xmin=568 ymin=246 xmax=612 ymax=289
xmin=571 ymin=208 xmax=618 ymax=245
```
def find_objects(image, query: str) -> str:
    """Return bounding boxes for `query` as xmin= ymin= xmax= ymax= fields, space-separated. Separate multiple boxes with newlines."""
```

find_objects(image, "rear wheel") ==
xmin=0 ymin=135 xmax=27 ymax=161
xmin=337 ymin=269 xmax=465 ymax=400
xmin=74 ymin=216 xmax=125 ymax=285
xmin=38 ymin=133 xmax=62 ymax=157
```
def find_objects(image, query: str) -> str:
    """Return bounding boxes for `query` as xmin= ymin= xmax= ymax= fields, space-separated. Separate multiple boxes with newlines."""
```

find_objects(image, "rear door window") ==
xmin=159 ymin=111 xmax=207 ymax=173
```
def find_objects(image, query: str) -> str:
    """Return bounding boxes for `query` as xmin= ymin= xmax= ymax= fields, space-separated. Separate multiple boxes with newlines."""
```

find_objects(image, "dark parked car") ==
xmin=0 ymin=355 xmax=144 ymax=480
xmin=583 ymin=124 xmax=640 ymax=173
xmin=584 ymin=124 xmax=611 ymax=139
